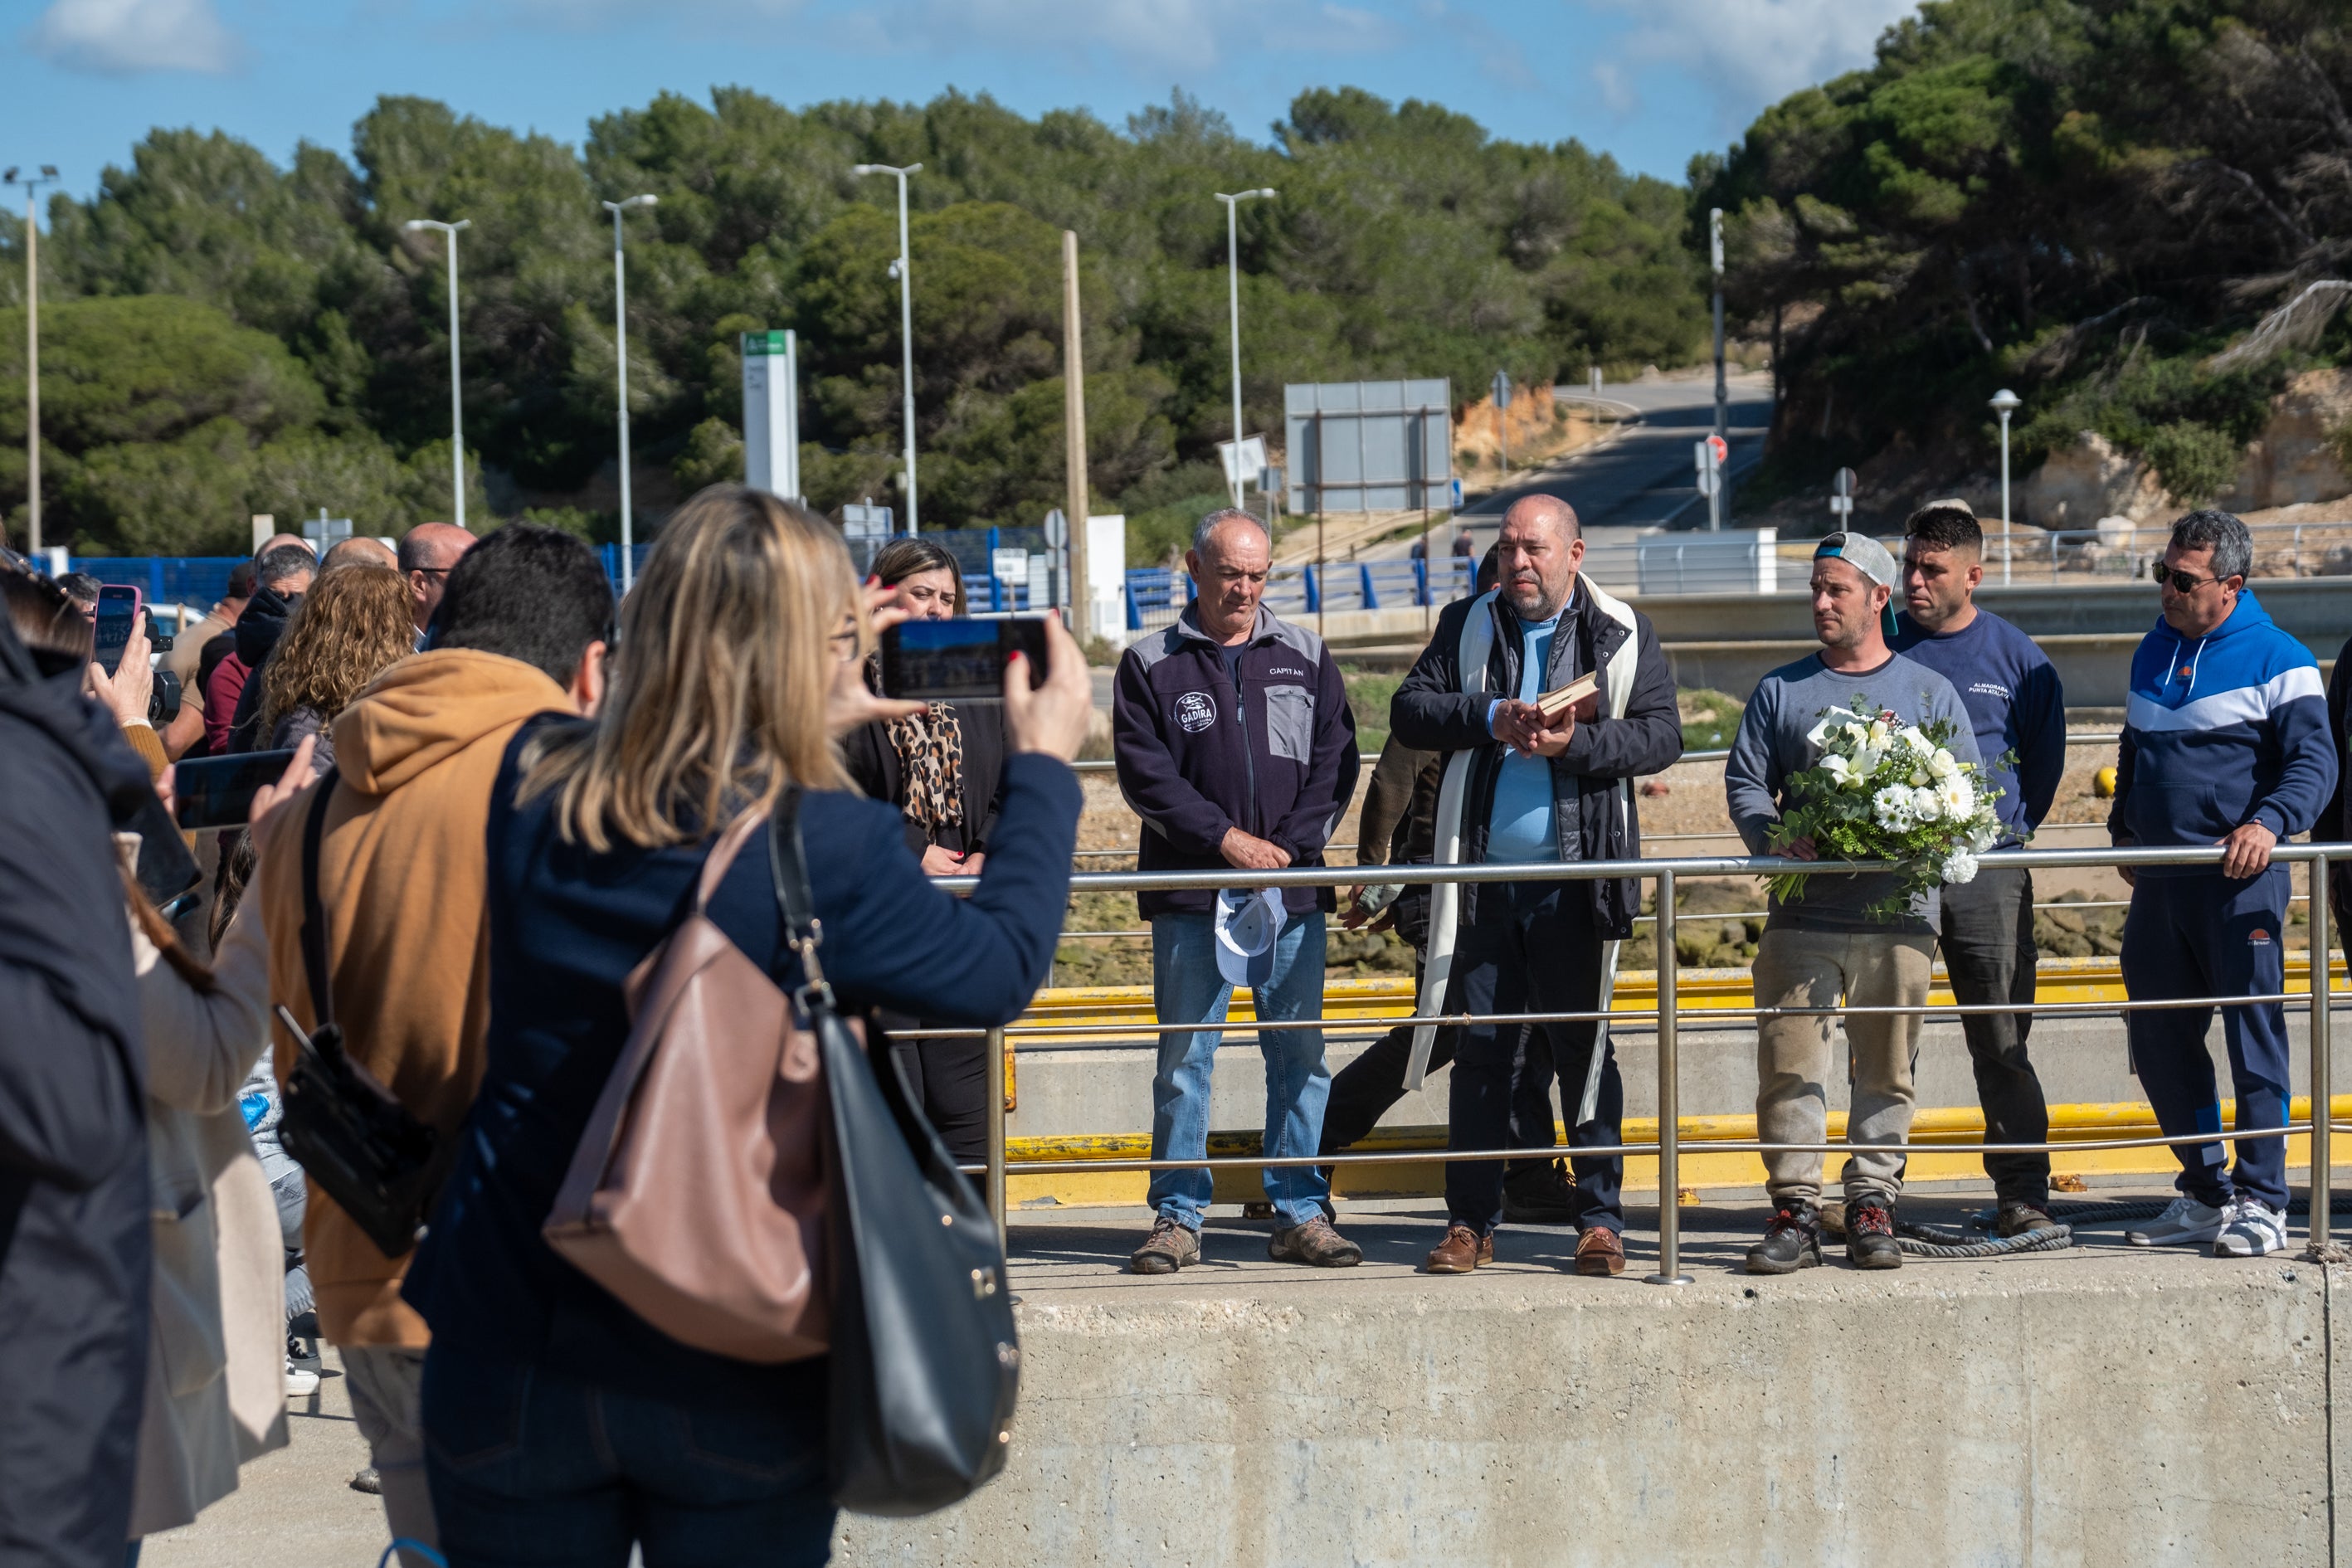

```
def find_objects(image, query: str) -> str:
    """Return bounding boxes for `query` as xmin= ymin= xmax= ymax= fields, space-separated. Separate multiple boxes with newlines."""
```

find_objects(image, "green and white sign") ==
xmin=741 ymin=329 xmax=801 ymax=500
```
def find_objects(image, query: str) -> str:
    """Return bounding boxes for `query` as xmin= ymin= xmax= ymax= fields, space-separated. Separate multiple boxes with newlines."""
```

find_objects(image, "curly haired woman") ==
xmin=256 ymin=564 xmax=416 ymax=776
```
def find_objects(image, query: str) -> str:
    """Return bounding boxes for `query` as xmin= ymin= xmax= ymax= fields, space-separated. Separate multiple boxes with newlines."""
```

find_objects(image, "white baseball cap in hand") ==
xmin=1213 ymin=887 xmax=1286 ymax=988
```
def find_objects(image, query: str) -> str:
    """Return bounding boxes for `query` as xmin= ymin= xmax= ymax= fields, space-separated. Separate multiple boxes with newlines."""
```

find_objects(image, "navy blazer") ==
xmin=404 ymin=718 xmax=1080 ymax=1408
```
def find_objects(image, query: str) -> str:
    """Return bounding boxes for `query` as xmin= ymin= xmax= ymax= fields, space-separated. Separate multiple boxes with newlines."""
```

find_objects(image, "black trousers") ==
xmin=882 ymin=1030 xmax=991 ymax=1168
xmin=1927 ymin=864 xmax=2050 ymax=1205
xmin=1448 ymin=882 xmax=1619 ymax=1234
xmin=1318 ymin=1012 xmax=1554 ymax=1166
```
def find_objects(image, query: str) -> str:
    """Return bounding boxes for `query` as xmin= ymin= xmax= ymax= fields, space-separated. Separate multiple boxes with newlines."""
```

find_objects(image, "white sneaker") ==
xmin=2126 ymin=1195 xmax=2227 ymax=1247
xmin=2213 ymin=1196 xmax=2289 ymax=1257
xmin=285 ymin=1362 xmax=321 ymax=1398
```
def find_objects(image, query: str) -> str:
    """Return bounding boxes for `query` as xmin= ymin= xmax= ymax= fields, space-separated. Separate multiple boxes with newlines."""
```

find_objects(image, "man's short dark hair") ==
xmin=1904 ymin=500 xmax=1982 ymax=555
xmin=224 ymin=560 xmax=256 ymax=601
xmin=431 ymin=523 xmax=613 ymax=686
xmin=1476 ymin=544 xmax=1502 ymax=593
xmin=2170 ymin=508 xmax=2252 ymax=582
xmin=255 ymin=544 xmax=314 ymax=592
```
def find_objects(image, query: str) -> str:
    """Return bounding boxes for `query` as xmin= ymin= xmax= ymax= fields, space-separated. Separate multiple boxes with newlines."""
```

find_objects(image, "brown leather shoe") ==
xmin=1424 ymin=1224 xmax=1493 ymax=1273
xmin=1575 ymin=1225 xmax=1625 ymax=1277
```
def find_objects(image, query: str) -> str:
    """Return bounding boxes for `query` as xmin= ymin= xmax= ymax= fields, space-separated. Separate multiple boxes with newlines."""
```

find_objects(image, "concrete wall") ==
xmin=836 ymin=1257 xmax=2344 ymax=1566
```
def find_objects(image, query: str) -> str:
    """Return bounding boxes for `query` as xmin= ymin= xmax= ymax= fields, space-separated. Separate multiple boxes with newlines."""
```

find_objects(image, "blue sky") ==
xmin=4 ymin=0 xmax=1920 ymax=208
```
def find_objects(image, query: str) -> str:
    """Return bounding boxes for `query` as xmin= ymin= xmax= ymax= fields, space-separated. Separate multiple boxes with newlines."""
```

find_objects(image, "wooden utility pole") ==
xmin=1062 ymin=230 xmax=1089 ymax=646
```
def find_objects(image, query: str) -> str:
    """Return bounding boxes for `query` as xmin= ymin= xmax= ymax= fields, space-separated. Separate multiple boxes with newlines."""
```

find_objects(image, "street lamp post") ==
xmin=7 ymin=164 xmax=60 ymax=555
xmin=1989 ymin=387 xmax=2021 ymax=587
xmin=852 ymin=162 xmax=923 ymax=533
xmin=1214 ymin=187 xmax=1277 ymax=509
xmin=604 ymin=194 xmax=658 ymax=591
xmin=404 ymin=217 xmax=472 ymax=530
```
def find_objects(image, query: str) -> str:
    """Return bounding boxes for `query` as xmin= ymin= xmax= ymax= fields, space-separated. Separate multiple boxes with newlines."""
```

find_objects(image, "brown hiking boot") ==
xmin=1129 ymin=1215 xmax=1200 ymax=1275
xmin=1575 ymin=1225 xmax=1625 ymax=1277
xmin=1267 ymin=1215 xmax=1362 ymax=1268
xmin=1424 ymin=1224 xmax=1493 ymax=1273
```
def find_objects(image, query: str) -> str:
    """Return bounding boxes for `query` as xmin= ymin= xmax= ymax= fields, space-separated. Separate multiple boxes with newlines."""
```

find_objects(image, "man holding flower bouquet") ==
xmin=1726 ymin=533 xmax=1983 ymax=1273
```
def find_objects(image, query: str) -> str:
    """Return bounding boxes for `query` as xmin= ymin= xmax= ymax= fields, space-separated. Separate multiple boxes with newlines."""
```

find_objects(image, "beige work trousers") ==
xmin=1753 ymin=926 xmax=1936 ymax=1207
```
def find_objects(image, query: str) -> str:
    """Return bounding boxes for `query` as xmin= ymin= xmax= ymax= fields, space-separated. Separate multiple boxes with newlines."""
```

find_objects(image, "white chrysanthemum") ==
xmin=1969 ymin=821 xmax=2000 ymax=852
xmin=1909 ymin=785 xmax=1944 ymax=821
xmin=1941 ymin=847 xmax=1979 ymax=885
xmin=1872 ymin=784 xmax=1915 ymax=829
xmin=1938 ymin=777 xmax=1975 ymax=817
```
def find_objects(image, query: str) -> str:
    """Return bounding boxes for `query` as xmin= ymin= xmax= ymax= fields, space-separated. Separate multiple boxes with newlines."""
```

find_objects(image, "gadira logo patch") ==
xmin=1175 ymin=691 xmax=1216 ymax=733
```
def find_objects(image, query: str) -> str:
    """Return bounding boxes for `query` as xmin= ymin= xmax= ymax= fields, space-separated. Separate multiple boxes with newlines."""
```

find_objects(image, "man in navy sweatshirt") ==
xmin=2111 ymin=509 xmax=2336 ymax=1258
xmin=1113 ymin=509 xmax=1362 ymax=1274
xmin=1892 ymin=499 xmax=2065 ymax=1234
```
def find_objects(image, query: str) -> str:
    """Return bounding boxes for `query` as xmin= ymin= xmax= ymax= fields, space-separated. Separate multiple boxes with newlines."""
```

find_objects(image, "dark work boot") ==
xmin=1844 ymin=1195 xmax=1903 ymax=1269
xmin=1746 ymin=1203 xmax=1823 ymax=1275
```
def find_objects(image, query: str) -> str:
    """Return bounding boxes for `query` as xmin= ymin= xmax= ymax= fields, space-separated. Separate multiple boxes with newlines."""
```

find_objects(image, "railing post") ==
xmin=986 ymin=1025 xmax=1008 ymax=1250
xmin=1645 ymin=868 xmax=1692 ymax=1286
xmin=2311 ymin=855 xmax=2332 ymax=1254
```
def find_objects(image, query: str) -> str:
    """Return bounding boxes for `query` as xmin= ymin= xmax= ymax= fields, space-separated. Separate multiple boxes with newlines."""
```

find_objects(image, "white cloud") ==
xmin=28 ymin=0 xmax=238 ymax=73
xmin=1588 ymin=0 xmax=1916 ymax=122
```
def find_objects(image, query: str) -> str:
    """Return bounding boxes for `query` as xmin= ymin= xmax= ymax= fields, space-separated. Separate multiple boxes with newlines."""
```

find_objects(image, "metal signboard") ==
xmin=841 ymin=500 xmax=892 ymax=540
xmin=1285 ymin=378 xmax=1453 ymax=514
xmin=1216 ymin=435 xmax=1269 ymax=491
xmin=740 ymin=329 xmax=801 ymax=500
xmin=1831 ymin=467 xmax=1857 ymax=519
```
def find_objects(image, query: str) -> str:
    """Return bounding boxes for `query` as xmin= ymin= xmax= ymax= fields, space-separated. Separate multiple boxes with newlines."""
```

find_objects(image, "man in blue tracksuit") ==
xmin=2111 ymin=509 xmax=2336 ymax=1258
xmin=1113 ymin=509 xmax=1362 ymax=1274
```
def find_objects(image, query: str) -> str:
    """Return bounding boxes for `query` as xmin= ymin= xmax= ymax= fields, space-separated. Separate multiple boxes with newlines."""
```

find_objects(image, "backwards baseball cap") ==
xmin=1214 ymin=887 xmax=1286 ymax=988
xmin=1814 ymin=531 xmax=1901 ymax=641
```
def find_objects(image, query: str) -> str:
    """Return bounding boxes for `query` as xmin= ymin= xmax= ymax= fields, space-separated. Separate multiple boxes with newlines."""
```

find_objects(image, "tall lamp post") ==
xmin=852 ymin=162 xmax=922 ymax=533
xmin=404 ymin=217 xmax=472 ymax=530
xmin=1989 ymin=387 xmax=2020 ymax=587
xmin=1214 ymin=187 xmax=1277 ymax=508
xmin=7 ymin=164 xmax=60 ymax=555
xmin=604 ymin=194 xmax=658 ymax=591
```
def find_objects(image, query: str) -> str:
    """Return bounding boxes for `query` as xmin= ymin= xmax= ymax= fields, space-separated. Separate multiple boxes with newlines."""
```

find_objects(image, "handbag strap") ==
xmin=767 ymin=786 xmax=835 ymax=1007
xmin=299 ymin=777 xmax=338 ymax=1028
xmin=694 ymin=807 xmax=772 ymax=913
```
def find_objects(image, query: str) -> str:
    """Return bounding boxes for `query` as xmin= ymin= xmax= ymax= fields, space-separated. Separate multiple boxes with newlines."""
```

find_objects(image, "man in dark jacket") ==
xmin=209 ymin=542 xmax=314 ymax=755
xmin=0 ymin=609 xmax=153 ymax=1567
xmin=1390 ymin=494 xmax=1682 ymax=1277
xmin=1113 ymin=509 xmax=1361 ymax=1274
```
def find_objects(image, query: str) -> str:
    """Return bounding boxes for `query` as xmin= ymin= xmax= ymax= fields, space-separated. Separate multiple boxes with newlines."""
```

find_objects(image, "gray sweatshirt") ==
xmin=1724 ymin=650 xmax=1979 ymax=933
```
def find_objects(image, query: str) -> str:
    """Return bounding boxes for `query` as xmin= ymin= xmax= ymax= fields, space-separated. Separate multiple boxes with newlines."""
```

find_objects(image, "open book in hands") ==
xmin=1533 ymin=670 xmax=1600 ymax=724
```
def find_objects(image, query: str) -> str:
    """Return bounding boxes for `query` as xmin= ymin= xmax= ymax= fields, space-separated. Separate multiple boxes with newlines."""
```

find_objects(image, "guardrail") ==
xmin=938 ymin=842 xmax=2340 ymax=1281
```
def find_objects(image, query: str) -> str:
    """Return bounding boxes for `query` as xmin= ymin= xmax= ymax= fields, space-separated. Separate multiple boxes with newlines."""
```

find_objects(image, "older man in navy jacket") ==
xmin=1113 ymin=509 xmax=1361 ymax=1273
xmin=2113 ymin=509 xmax=2337 ymax=1259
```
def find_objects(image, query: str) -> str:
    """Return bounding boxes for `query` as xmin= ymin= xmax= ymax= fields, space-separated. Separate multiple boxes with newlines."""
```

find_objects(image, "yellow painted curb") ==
xmin=1004 ymin=1094 xmax=2352 ymax=1210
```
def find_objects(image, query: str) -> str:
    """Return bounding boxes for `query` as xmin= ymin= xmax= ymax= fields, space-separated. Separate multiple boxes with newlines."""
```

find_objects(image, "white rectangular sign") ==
xmin=741 ymin=329 xmax=800 ymax=500
xmin=1216 ymin=436 xmax=1269 ymax=489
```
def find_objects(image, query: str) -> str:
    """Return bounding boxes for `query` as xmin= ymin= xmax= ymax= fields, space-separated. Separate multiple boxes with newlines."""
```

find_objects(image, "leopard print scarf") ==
xmin=886 ymin=704 xmax=965 ymax=833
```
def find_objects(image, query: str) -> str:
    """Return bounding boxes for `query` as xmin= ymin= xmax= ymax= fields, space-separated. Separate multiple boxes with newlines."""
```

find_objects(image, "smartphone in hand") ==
xmin=173 ymin=748 xmax=302 ymax=830
xmin=879 ymin=617 xmax=1050 ymax=702
xmin=93 ymin=584 xmax=143 ymax=676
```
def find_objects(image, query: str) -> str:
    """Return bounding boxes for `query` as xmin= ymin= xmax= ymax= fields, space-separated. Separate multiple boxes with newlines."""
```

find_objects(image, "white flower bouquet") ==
xmin=1767 ymin=695 xmax=2011 ymax=920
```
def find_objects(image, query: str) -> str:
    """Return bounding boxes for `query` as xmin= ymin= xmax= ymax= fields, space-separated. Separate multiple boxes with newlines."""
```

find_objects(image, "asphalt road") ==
xmin=1444 ymin=369 xmax=1776 ymax=558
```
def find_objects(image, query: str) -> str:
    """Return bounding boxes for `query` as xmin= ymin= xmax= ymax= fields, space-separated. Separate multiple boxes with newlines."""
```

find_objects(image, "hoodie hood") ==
xmin=332 ymin=648 xmax=571 ymax=796
xmin=2146 ymin=587 xmax=2272 ymax=702
xmin=234 ymin=581 xmax=300 ymax=669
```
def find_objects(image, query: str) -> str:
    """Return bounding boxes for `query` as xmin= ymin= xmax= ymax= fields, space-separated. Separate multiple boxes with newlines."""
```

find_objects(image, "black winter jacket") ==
xmin=1389 ymin=584 xmax=1682 ymax=936
xmin=0 ymin=616 xmax=152 ymax=1568
xmin=1112 ymin=604 xmax=1360 ymax=918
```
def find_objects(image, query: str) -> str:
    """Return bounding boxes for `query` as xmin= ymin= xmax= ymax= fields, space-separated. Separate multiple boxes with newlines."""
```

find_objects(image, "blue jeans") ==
xmin=1147 ymin=910 xmax=1332 ymax=1229
xmin=421 ymin=1343 xmax=835 ymax=1568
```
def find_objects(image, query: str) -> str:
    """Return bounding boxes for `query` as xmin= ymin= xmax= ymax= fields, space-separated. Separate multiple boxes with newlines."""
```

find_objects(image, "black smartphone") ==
xmin=879 ymin=617 xmax=1049 ymax=702
xmin=173 ymin=748 xmax=299 ymax=830
xmin=93 ymin=584 xmax=140 ymax=675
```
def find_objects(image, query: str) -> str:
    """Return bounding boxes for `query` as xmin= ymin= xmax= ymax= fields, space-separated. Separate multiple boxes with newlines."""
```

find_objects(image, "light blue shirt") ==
xmin=1486 ymin=606 xmax=1565 ymax=864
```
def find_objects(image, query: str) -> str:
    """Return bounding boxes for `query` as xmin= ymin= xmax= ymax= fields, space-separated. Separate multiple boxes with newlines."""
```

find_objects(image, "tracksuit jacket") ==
xmin=1112 ymin=604 xmax=1360 ymax=919
xmin=2108 ymin=588 xmax=2336 ymax=1213
xmin=2106 ymin=589 xmax=2335 ymax=866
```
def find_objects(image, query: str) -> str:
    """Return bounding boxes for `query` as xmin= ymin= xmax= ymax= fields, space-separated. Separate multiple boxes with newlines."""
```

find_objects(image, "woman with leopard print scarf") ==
xmin=843 ymin=537 xmax=1012 ymax=1165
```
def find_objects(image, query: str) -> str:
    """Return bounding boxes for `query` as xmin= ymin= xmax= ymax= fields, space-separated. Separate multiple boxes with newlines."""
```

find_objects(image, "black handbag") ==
xmin=275 ymin=778 xmax=450 ymax=1259
xmin=768 ymin=788 xmax=1020 ymax=1516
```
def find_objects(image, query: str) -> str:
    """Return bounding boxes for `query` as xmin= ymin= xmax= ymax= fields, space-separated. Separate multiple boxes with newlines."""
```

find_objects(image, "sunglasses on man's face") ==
xmin=2155 ymin=566 xmax=2229 ymax=593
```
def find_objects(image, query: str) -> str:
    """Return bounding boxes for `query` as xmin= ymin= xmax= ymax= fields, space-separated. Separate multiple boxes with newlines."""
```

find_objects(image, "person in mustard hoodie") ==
xmin=255 ymin=525 xmax=613 ymax=1566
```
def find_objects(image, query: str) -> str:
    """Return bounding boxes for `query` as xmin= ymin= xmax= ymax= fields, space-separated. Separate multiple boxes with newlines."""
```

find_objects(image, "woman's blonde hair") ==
xmin=256 ymin=564 xmax=415 ymax=742
xmin=520 ymin=485 xmax=860 ymax=851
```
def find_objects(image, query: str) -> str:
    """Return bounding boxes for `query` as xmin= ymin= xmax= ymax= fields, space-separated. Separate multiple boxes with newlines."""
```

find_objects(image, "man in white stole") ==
xmin=1388 ymin=495 xmax=1682 ymax=1277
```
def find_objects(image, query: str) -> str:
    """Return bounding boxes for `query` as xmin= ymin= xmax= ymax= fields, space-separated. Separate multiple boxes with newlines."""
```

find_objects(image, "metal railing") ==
xmin=946 ymin=841 xmax=2341 ymax=1278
